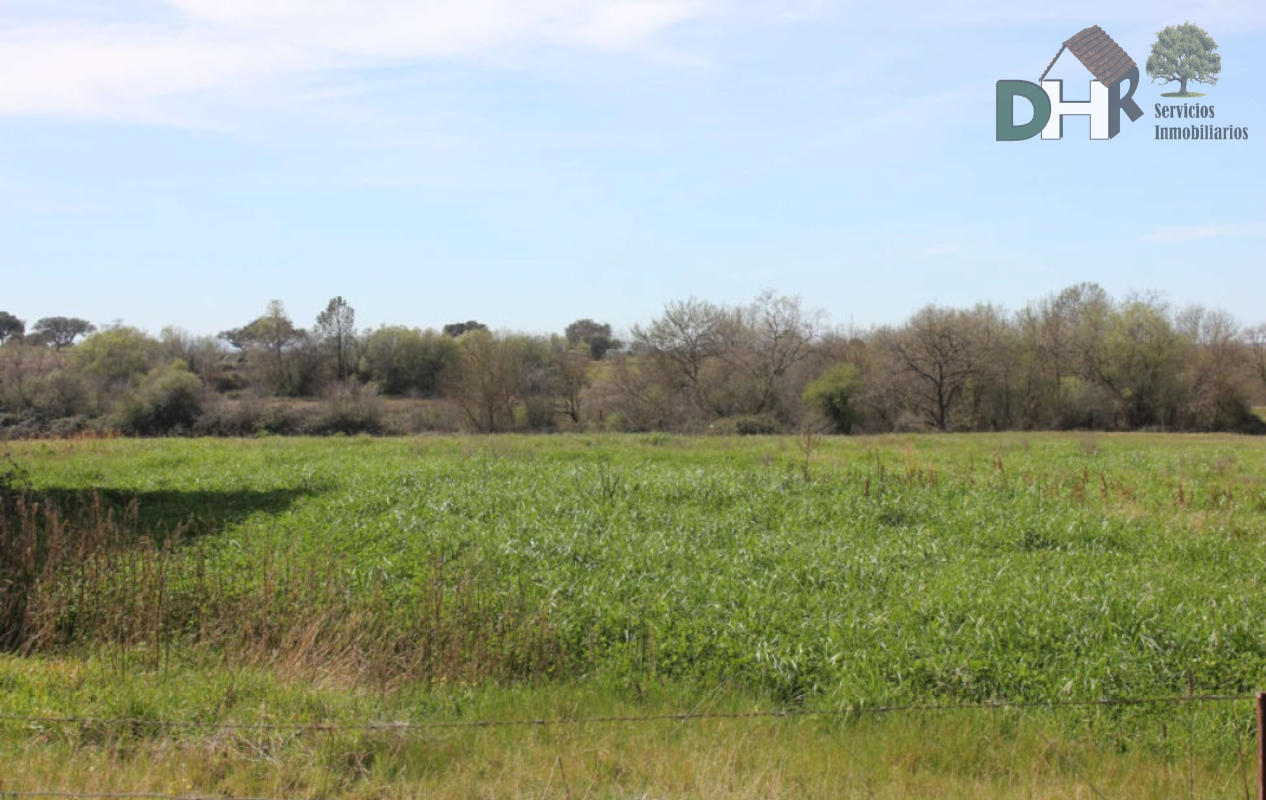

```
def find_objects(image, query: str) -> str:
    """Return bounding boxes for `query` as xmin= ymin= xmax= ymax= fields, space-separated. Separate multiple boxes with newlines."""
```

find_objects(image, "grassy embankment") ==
xmin=2 ymin=432 xmax=1266 ymax=796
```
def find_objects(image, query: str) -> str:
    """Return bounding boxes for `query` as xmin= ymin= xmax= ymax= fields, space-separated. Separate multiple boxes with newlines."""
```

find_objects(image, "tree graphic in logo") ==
xmin=1146 ymin=22 xmax=1220 ymax=97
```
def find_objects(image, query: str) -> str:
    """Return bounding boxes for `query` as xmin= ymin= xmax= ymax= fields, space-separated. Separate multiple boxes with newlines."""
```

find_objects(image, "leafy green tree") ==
xmin=120 ymin=361 xmax=203 ymax=435
xmin=219 ymin=300 xmax=308 ymax=395
xmin=1146 ymin=22 xmax=1220 ymax=95
xmin=802 ymin=363 xmax=860 ymax=433
xmin=0 ymin=312 xmax=23 ymax=345
xmin=361 ymin=326 xmax=458 ymax=396
xmin=442 ymin=320 xmax=488 ymax=338
xmin=73 ymin=327 xmax=160 ymax=386
xmin=1088 ymin=298 xmax=1182 ymax=428
xmin=31 ymin=317 xmax=95 ymax=351
xmin=564 ymin=319 xmax=620 ymax=360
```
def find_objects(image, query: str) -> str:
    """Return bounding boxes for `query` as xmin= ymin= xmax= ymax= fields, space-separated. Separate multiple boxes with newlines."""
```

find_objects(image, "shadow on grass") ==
xmin=29 ymin=486 xmax=317 ymax=541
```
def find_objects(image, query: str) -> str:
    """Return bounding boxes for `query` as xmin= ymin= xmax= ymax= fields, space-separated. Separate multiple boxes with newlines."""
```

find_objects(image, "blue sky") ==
xmin=1 ymin=0 xmax=1263 ymax=337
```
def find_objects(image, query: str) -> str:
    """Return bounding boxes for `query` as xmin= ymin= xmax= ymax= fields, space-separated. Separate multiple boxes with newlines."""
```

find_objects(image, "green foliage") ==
xmin=564 ymin=318 xmax=620 ymax=360
xmin=118 ymin=361 xmax=203 ymax=435
xmin=0 ymin=451 xmax=29 ymax=497
xmin=1146 ymin=22 xmax=1221 ymax=94
xmin=360 ymin=326 xmax=458 ymax=396
xmin=442 ymin=320 xmax=488 ymax=338
xmin=0 ymin=311 xmax=24 ymax=345
xmin=30 ymin=316 xmax=95 ymax=351
xmin=73 ymin=327 xmax=160 ymax=386
xmin=219 ymin=301 xmax=316 ymax=397
xmin=5 ymin=434 xmax=1266 ymax=791
xmin=10 ymin=434 xmax=1266 ymax=705
xmin=802 ymin=363 xmax=860 ymax=433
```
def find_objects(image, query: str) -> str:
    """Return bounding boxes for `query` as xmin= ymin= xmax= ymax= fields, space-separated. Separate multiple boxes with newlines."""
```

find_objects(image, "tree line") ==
xmin=1 ymin=285 xmax=1264 ymax=437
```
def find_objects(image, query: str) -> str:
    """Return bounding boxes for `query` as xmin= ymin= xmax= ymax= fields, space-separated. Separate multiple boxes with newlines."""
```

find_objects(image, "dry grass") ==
xmin=0 ymin=702 xmax=1252 ymax=798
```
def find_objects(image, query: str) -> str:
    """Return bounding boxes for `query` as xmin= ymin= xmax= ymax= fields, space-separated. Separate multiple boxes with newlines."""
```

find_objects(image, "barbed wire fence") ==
xmin=1 ymin=692 xmax=1262 ymax=800
xmin=0 ymin=691 xmax=1255 ymax=732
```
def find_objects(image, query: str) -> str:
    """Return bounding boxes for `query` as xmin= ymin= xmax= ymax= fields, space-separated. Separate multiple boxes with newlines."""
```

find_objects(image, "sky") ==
xmin=1 ymin=0 xmax=1263 ymax=338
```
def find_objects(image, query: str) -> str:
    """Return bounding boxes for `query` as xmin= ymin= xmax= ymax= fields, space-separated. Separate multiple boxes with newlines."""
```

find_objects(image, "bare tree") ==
xmin=1176 ymin=306 xmax=1251 ymax=429
xmin=730 ymin=291 xmax=822 ymax=415
xmin=548 ymin=339 xmax=591 ymax=424
xmin=1246 ymin=325 xmax=1266 ymax=392
xmin=445 ymin=330 xmax=526 ymax=432
xmin=631 ymin=298 xmax=730 ymax=415
xmin=316 ymin=296 xmax=357 ymax=381
xmin=890 ymin=305 xmax=997 ymax=431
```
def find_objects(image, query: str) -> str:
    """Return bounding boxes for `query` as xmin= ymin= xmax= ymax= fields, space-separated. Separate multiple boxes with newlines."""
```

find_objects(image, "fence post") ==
xmin=1258 ymin=692 xmax=1265 ymax=800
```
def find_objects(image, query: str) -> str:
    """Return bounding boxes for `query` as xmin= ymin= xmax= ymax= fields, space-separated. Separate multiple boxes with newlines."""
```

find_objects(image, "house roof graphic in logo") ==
xmin=996 ymin=25 xmax=1144 ymax=141
xmin=1040 ymin=26 xmax=1136 ymax=87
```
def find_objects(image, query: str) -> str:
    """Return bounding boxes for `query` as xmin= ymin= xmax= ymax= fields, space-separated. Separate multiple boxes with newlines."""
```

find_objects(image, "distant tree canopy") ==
xmin=564 ymin=319 xmax=620 ymax=360
xmin=2 ymin=285 xmax=1264 ymax=438
xmin=360 ymin=326 xmax=457 ymax=396
xmin=0 ymin=312 xmax=24 ymax=345
xmin=219 ymin=300 xmax=302 ymax=354
xmin=32 ymin=317 xmax=95 ymax=351
xmin=74 ymin=327 xmax=161 ymax=386
xmin=219 ymin=300 xmax=314 ymax=396
xmin=442 ymin=321 xmax=489 ymax=338
xmin=1146 ymin=22 xmax=1220 ymax=95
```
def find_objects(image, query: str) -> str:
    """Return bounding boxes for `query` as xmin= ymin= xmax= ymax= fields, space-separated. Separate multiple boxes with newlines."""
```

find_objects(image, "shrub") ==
xmin=309 ymin=382 xmax=384 ymax=435
xmin=117 ymin=361 xmax=203 ymax=435
xmin=709 ymin=414 xmax=783 ymax=436
xmin=802 ymin=363 xmax=861 ymax=433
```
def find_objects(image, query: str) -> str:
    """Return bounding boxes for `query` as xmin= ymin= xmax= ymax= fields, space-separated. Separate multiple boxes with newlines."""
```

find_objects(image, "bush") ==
xmin=117 ymin=362 xmax=203 ymax=435
xmin=308 ymin=383 xmax=384 ymax=435
xmin=709 ymin=414 xmax=783 ymax=436
xmin=802 ymin=363 xmax=861 ymax=433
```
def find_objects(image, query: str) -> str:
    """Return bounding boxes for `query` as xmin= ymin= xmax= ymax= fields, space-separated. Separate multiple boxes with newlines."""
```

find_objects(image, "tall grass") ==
xmin=2 ymin=489 xmax=568 ymax=687
xmin=4 ymin=434 xmax=1266 ymax=794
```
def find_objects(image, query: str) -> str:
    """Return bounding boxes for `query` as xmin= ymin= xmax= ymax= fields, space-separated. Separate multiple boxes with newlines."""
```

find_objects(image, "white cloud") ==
xmin=1136 ymin=223 xmax=1266 ymax=245
xmin=0 ymin=24 xmax=307 ymax=119
xmin=0 ymin=0 xmax=722 ymax=120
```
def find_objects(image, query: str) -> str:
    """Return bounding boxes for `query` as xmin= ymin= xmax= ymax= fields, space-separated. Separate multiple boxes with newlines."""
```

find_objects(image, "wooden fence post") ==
xmin=1257 ymin=692 xmax=1265 ymax=800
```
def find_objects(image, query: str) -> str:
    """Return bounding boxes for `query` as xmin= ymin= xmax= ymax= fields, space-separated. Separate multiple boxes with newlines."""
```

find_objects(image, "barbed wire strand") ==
xmin=0 ymin=693 xmax=1252 ymax=734
xmin=1 ymin=793 xmax=283 ymax=800
xmin=5 ymin=694 xmax=1258 ymax=800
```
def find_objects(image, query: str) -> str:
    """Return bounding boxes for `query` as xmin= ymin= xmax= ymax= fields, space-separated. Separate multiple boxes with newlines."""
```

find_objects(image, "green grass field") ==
xmin=3 ymin=433 xmax=1266 ymax=796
